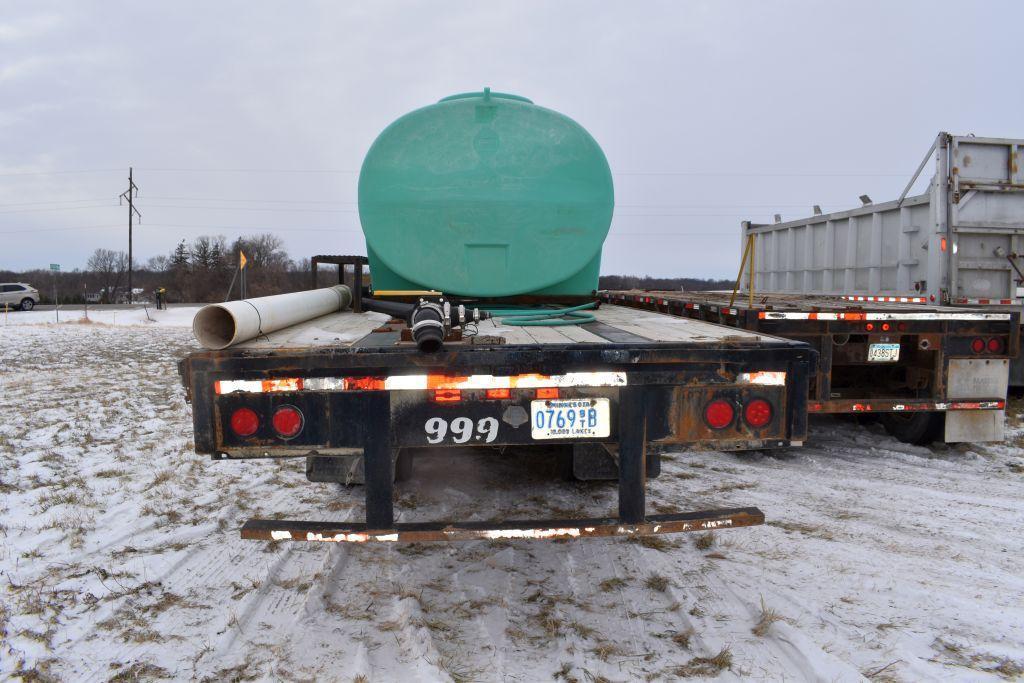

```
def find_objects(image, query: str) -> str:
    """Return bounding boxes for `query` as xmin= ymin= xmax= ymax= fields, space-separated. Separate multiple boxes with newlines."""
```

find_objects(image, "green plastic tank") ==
xmin=358 ymin=89 xmax=614 ymax=298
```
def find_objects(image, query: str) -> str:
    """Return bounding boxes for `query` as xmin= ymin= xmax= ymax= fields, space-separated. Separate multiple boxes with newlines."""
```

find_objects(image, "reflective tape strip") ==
xmin=738 ymin=371 xmax=786 ymax=386
xmin=215 ymin=378 xmax=302 ymax=394
xmin=758 ymin=311 xmax=1010 ymax=321
xmin=954 ymin=297 xmax=1015 ymax=305
xmin=841 ymin=295 xmax=927 ymax=304
xmin=216 ymin=371 xmax=629 ymax=394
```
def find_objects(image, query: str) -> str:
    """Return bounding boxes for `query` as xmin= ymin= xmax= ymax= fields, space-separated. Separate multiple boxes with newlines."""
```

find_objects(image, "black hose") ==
xmin=410 ymin=305 xmax=445 ymax=353
xmin=362 ymin=298 xmax=414 ymax=318
xmin=362 ymin=297 xmax=489 ymax=353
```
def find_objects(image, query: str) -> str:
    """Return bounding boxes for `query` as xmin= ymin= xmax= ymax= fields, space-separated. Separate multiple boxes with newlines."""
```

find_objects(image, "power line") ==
xmin=0 ymin=203 xmax=121 ymax=215
xmin=0 ymin=197 xmax=117 ymax=208
xmin=139 ymin=203 xmax=359 ymax=214
xmin=136 ymin=167 xmax=362 ymax=174
xmin=0 ymin=165 xmax=916 ymax=179
xmin=0 ymin=224 xmax=122 ymax=235
xmin=144 ymin=195 xmax=357 ymax=205
xmin=0 ymin=168 xmax=123 ymax=178
xmin=135 ymin=166 xmax=910 ymax=178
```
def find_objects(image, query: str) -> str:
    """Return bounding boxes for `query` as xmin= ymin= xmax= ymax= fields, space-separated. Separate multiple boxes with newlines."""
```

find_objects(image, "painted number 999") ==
xmin=424 ymin=416 xmax=499 ymax=444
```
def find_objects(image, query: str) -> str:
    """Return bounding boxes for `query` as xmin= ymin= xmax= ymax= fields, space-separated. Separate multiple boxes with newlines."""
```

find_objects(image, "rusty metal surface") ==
xmin=807 ymin=397 xmax=1005 ymax=413
xmin=241 ymin=507 xmax=764 ymax=543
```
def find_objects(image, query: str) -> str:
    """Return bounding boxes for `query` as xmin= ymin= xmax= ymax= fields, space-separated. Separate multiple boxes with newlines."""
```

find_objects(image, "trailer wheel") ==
xmin=880 ymin=412 xmax=944 ymax=445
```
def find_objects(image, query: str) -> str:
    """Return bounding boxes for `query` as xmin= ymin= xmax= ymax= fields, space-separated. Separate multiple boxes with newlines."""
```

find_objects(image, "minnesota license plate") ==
xmin=867 ymin=343 xmax=900 ymax=362
xmin=530 ymin=398 xmax=610 ymax=440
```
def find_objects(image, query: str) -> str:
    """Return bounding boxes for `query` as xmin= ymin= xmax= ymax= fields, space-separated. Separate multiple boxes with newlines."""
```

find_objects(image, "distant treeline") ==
xmin=2 ymin=236 xmax=731 ymax=304
xmin=598 ymin=275 xmax=733 ymax=292
xmin=0 ymin=234 xmax=320 ymax=304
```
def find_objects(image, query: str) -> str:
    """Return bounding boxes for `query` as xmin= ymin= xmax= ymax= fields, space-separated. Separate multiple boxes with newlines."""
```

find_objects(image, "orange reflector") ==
xmin=535 ymin=387 xmax=560 ymax=399
xmin=485 ymin=388 xmax=511 ymax=400
xmin=346 ymin=376 xmax=386 ymax=391
xmin=433 ymin=389 xmax=462 ymax=402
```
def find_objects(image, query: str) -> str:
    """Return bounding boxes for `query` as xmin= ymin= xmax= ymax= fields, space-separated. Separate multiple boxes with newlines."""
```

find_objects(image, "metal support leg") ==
xmin=353 ymin=259 xmax=364 ymax=313
xmin=618 ymin=386 xmax=647 ymax=524
xmin=363 ymin=396 xmax=393 ymax=528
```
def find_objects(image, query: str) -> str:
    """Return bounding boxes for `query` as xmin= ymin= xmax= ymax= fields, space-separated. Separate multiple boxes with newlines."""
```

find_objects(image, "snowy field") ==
xmin=2 ymin=319 xmax=1023 ymax=681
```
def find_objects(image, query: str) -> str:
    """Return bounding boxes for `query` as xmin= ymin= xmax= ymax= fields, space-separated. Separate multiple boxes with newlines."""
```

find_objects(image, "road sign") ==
xmin=50 ymin=263 xmax=60 ymax=272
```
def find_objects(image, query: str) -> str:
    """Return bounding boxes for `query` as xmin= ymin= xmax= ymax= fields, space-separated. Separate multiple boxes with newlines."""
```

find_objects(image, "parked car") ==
xmin=0 ymin=283 xmax=40 ymax=311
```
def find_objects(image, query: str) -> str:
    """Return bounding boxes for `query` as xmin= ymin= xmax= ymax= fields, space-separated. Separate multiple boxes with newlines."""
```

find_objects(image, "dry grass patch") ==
xmin=598 ymin=577 xmax=627 ymax=592
xmin=148 ymin=468 xmax=175 ymax=487
xmin=589 ymin=640 xmax=626 ymax=662
xmin=629 ymin=534 xmax=677 ymax=551
xmin=432 ymin=652 xmax=482 ymax=683
xmin=669 ymin=647 xmax=733 ymax=677
xmin=644 ymin=573 xmax=670 ymax=592
xmin=752 ymin=597 xmax=785 ymax=637
xmin=694 ymin=532 xmax=715 ymax=550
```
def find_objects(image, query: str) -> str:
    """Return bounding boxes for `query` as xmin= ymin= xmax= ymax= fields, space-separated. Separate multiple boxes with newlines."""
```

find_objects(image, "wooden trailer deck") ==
xmin=233 ymin=303 xmax=783 ymax=351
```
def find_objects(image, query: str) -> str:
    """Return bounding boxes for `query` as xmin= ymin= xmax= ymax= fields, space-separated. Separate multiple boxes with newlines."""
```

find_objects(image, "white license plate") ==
xmin=531 ymin=398 xmax=610 ymax=440
xmin=867 ymin=343 xmax=900 ymax=362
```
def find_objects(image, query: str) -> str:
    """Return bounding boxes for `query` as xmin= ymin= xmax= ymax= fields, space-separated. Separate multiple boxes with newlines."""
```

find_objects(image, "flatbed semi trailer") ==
xmin=604 ymin=133 xmax=1024 ymax=445
xmin=178 ymin=303 xmax=814 ymax=542
xmin=603 ymin=290 xmax=1016 ymax=444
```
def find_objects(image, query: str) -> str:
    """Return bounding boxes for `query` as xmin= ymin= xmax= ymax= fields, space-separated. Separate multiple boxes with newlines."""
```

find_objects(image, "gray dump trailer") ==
xmin=606 ymin=133 xmax=1023 ymax=445
xmin=745 ymin=133 xmax=1024 ymax=306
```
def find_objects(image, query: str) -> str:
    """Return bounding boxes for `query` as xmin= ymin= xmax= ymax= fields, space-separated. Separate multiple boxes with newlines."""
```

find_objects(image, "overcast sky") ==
xmin=2 ymin=1 xmax=1021 ymax=278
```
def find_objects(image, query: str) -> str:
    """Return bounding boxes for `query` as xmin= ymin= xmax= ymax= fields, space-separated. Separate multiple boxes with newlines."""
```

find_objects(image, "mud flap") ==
xmin=945 ymin=358 xmax=1008 ymax=442
xmin=945 ymin=410 xmax=1004 ymax=443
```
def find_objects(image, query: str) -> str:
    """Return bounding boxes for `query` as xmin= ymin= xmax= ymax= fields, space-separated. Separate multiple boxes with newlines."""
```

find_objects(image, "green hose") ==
xmin=485 ymin=301 xmax=598 ymax=326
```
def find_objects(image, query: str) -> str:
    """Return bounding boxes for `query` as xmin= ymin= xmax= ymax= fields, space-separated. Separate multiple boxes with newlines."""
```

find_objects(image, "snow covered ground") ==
xmin=1 ymin=305 xmax=201 ymax=329
xmin=2 ymin=322 xmax=1023 ymax=681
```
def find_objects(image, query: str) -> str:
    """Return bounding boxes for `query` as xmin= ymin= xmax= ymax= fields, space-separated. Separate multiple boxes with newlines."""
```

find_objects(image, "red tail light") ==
xmin=744 ymin=399 xmax=773 ymax=428
xmin=536 ymin=387 xmax=560 ymax=400
xmin=987 ymin=337 xmax=1003 ymax=354
xmin=272 ymin=406 xmax=303 ymax=438
xmin=865 ymin=323 xmax=874 ymax=332
xmin=970 ymin=337 xmax=985 ymax=354
xmin=704 ymin=399 xmax=735 ymax=430
xmin=485 ymin=388 xmax=511 ymax=400
xmin=230 ymin=407 xmax=260 ymax=436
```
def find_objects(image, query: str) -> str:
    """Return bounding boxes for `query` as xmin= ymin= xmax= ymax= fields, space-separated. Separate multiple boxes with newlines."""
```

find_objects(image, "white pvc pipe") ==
xmin=193 ymin=285 xmax=353 ymax=350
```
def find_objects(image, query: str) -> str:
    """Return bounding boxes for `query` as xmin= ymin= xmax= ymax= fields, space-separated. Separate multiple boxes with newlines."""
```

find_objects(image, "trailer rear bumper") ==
xmin=807 ymin=398 xmax=1005 ymax=413
xmin=240 ymin=507 xmax=764 ymax=543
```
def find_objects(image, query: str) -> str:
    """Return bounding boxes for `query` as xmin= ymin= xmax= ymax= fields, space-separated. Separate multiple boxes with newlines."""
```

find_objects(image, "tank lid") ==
xmin=438 ymin=87 xmax=533 ymax=104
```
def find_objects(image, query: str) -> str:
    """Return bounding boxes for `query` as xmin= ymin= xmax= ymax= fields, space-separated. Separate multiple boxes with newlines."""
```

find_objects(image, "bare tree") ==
xmin=87 ymin=248 xmax=129 ymax=302
xmin=147 ymin=255 xmax=169 ymax=272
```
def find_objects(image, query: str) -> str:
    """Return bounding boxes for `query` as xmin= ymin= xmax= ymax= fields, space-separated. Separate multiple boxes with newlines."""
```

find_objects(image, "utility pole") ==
xmin=119 ymin=168 xmax=141 ymax=304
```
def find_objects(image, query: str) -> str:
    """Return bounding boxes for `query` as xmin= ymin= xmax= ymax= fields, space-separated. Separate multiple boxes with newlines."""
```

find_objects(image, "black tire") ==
xmin=20 ymin=298 xmax=34 ymax=311
xmin=880 ymin=412 xmax=944 ymax=445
